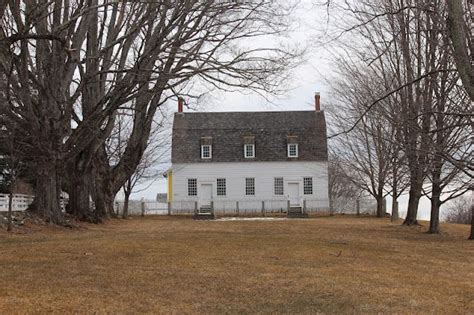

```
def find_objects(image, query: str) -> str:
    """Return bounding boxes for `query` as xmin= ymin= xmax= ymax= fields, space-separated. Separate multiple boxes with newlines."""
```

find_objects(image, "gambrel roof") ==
xmin=171 ymin=111 xmax=328 ymax=163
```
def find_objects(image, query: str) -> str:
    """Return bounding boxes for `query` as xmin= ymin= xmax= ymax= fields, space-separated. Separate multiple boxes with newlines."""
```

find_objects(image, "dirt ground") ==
xmin=0 ymin=216 xmax=473 ymax=314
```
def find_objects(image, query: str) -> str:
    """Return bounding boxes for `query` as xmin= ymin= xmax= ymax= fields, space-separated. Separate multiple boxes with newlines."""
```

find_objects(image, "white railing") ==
xmin=0 ymin=194 xmax=34 ymax=211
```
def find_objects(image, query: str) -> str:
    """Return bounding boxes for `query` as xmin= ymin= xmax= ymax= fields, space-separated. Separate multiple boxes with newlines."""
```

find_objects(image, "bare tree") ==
xmin=328 ymin=58 xmax=397 ymax=218
xmin=328 ymin=151 xmax=363 ymax=214
xmin=321 ymin=0 xmax=473 ymax=236
xmin=444 ymin=195 xmax=472 ymax=224
xmin=1 ymin=1 xmax=302 ymax=223
xmin=105 ymin=109 xmax=169 ymax=219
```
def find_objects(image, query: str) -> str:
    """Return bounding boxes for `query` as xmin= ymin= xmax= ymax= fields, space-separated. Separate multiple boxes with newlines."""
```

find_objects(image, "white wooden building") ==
xmin=167 ymin=94 xmax=329 ymax=214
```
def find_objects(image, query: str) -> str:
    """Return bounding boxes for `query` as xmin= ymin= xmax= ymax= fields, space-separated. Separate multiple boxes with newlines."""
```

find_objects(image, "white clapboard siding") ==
xmin=171 ymin=161 xmax=329 ymax=211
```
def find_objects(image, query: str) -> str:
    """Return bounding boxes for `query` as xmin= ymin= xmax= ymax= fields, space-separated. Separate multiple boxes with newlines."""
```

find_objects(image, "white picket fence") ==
xmin=0 ymin=194 xmax=70 ymax=212
xmin=0 ymin=194 xmax=34 ymax=212
xmin=114 ymin=200 xmax=169 ymax=216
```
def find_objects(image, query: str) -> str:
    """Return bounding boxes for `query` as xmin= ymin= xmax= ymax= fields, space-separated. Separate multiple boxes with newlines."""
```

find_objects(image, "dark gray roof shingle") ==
xmin=172 ymin=111 xmax=328 ymax=163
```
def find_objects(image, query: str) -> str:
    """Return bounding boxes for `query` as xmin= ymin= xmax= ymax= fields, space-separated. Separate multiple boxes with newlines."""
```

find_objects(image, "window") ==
xmin=244 ymin=144 xmax=255 ymax=158
xmin=245 ymin=178 xmax=255 ymax=196
xmin=188 ymin=179 xmax=197 ymax=196
xmin=288 ymin=143 xmax=298 ymax=157
xmin=217 ymin=178 xmax=226 ymax=196
xmin=201 ymin=145 xmax=212 ymax=159
xmin=304 ymin=177 xmax=313 ymax=195
xmin=274 ymin=177 xmax=284 ymax=195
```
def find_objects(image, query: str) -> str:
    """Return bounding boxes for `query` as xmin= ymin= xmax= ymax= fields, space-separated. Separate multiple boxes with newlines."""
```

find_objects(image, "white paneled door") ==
xmin=199 ymin=184 xmax=213 ymax=208
xmin=288 ymin=183 xmax=300 ymax=207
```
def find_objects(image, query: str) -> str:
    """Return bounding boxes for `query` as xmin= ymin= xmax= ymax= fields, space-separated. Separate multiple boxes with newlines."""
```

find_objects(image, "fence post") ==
xmin=287 ymin=200 xmax=290 ymax=213
xmin=236 ymin=201 xmax=239 ymax=216
xmin=261 ymin=201 xmax=265 ymax=216
xmin=141 ymin=198 xmax=145 ymax=217
xmin=210 ymin=201 xmax=214 ymax=216
xmin=194 ymin=201 xmax=198 ymax=215
xmin=303 ymin=199 xmax=307 ymax=214
xmin=168 ymin=202 xmax=172 ymax=216
xmin=356 ymin=199 xmax=360 ymax=216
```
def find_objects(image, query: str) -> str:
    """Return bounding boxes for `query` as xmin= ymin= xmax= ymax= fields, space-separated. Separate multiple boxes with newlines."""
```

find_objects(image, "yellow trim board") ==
xmin=167 ymin=170 xmax=173 ymax=202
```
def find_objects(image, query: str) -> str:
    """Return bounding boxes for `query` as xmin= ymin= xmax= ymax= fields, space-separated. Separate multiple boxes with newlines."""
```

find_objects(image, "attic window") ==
xmin=244 ymin=144 xmax=255 ymax=158
xmin=201 ymin=137 xmax=213 ymax=159
xmin=287 ymin=136 xmax=298 ymax=158
xmin=243 ymin=136 xmax=255 ymax=158
xmin=201 ymin=145 xmax=212 ymax=159
xmin=288 ymin=143 xmax=298 ymax=158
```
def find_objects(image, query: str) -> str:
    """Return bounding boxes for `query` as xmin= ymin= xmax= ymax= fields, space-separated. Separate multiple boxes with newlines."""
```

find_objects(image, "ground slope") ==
xmin=0 ymin=216 xmax=473 ymax=314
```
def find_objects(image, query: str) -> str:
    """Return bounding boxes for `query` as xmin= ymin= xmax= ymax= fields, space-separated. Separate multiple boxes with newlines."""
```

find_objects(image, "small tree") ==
xmin=444 ymin=195 xmax=472 ymax=224
xmin=105 ymin=109 xmax=169 ymax=219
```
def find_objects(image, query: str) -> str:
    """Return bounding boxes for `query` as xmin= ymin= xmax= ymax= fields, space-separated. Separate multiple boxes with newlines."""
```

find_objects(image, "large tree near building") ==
xmin=0 ymin=1 xmax=301 ymax=222
xmin=322 ymin=0 xmax=473 ymax=234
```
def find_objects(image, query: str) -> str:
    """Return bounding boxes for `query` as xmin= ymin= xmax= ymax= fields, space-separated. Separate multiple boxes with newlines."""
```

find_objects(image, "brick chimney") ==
xmin=178 ymin=97 xmax=184 ymax=113
xmin=314 ymin=92 xmax=321 ymax=111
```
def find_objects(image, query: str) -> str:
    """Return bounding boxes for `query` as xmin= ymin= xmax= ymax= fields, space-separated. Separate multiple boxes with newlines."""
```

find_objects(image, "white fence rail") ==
xmin=331 ymin=198 xmax=378 ymax=215
xmin=114 ymin=198 xmax=331 ymax=217
xmin=1 ymin=194 xmax=376 ymax=216
xmin=0 ymin=194 xmax=34 ymax=212
xmin=114 ymin=200 xmax=169 ymax=216
xmin=169 ymin=198 xmax=330 ymax=216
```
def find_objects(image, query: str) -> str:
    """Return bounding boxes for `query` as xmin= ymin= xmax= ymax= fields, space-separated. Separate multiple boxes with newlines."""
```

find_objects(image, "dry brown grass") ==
xmin=0 ymin=216 xmax=473 ymax=314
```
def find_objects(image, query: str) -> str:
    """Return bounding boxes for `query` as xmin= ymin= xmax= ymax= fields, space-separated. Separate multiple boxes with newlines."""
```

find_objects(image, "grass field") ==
xmin=0 ymin=216 xmax=473 ymax=314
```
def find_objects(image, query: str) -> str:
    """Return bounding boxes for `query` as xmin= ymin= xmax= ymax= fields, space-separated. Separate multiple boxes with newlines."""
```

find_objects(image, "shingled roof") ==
xmin=172 ymin=111 xmax=328 ymax=163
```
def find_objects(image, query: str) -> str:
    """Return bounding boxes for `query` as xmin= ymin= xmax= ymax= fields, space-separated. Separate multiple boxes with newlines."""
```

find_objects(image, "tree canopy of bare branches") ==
xmin=0 ymin=1 xmax=301 ymax=223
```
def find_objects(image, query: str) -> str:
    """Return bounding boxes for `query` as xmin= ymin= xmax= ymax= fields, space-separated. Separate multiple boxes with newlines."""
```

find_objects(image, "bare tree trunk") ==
xmin=376 ymin=196 xmax=384 ymax=218
xmin=93 ymin=172 xmax=115 ymax=219
xmin=68 ymin=175 xmax=91 ymax=219
xmin=470 ymin=189 xmax=474 ymax=240
xmin=34 ymin=164 xmax=63 ymax=224
xmin=429 ymin=199 xmax=441 ymax=234
xmin=122 ymin=191 xmax=130 ymax=219
xmin=429 ymin=174 xmax=442 ymax=234
xmin=7 ymin=190 xmax=13 ymax=231
xmin=404 ymin=181 xmax=421 ymax=226
xmin=446 ymin=0 xmax=474 ymax=101
xmin=391 ymin=199 xmax=399 ymax=222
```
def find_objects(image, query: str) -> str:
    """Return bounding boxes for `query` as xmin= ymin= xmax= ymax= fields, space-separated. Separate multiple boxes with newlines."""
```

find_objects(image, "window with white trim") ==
xmin=274 ymin=177 xmax=284 ymax=195
xmin=245 ymin=178 xmax=255 ymax=196
xmin=288 ymin=143 xmax=298 ymax=157
xmin=201 ymin=145 xmax=212 ymax=159
xmin=244 ymin=144 xmax=255 ymax=158
xmin=217 ymin=178 xmax=226 ymax=196
xmin=303 ymin=177 xmax=313 ymax=195
xmin=188 ymin=179 xmax=197 ymax=196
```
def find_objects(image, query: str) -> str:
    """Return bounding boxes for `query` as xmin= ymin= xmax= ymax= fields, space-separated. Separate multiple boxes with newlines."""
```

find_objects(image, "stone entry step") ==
xmin=193 ymin=207 xmax=215 ymax=220
xmin=287 ymin=206 xmax=308 ymax=218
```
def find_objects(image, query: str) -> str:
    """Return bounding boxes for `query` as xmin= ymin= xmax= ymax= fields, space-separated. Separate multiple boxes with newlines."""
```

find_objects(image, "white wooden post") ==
xmin=141 ymin=198 xmax=145 ymax=217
